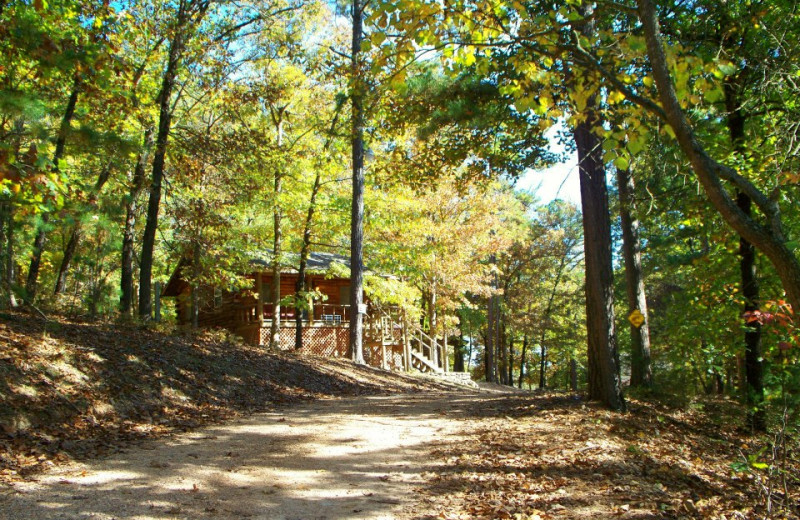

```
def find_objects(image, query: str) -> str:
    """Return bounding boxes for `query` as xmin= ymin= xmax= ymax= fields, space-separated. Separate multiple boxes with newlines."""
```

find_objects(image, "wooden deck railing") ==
xmin=237 ymin=303 xmax=354 ymax=326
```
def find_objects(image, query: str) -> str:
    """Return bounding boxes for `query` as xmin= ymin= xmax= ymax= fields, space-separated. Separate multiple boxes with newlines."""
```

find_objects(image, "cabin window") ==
xmin=213 ymin=288 xmax=223 ymax=308
xmin=339 ymin=285 xmax=350 ymax=306
xmin=259 ymin=279 xmax=272 ymax=303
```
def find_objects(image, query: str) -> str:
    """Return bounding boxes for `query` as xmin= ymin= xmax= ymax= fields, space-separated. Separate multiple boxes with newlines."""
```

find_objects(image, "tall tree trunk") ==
xmin=295 ymin=170 xmax=322 ymax=350
xmin=454 ymin=314 xmax=465 ymax=372
xmin=616 ymin=165 xmax=653 ymax=387
xmin=1 ymin=120 xmax=22 ymax=308
xmin=738 ymin=191 xmax=765 ymax=431
xmin=190 ymin=241 xmax=200 ymax=328
xmin=120 ymin=127 xmax=154 ymax=315
xmin=518 ymin=334 xmax=527 ymax=388
xmin=294 ymin=107 xmax=341 ymax=350
xmin=0 ymin=201 xmax=10 ymax=307
xmin=428 ymin=285 xmax=439 ymax=367
xmin=572 ymin=7 xmax=624 ymax=409
xmin=507 ymin=335 xmax=514 ymax=386
xmin=54 ymin=159 xmax=113 ymax=294
xmin=485 ymin=258 xmax=496 ymax=382
xmin=723 ymin=84 xmax=765 ymax=432
xmin=348 ymin=0 xmax=365 ymax=364
xmin=25 ymin=74 xmax=81 ymax=302
xmin=139 ymin=29 xmax=185 ymax=319
xmin=499 ymin=314 xmax=508 ymax=384
xmin=3 ymin=203 xmax=15 ymax=308
xmin=269 ymin=105 xmax=286 ymax=350
xmin=575 ymin=115 xmax=624 ymax=409
xmin=570 ymin=358 xmax=578 ymax=391
xmin=539 ymin=342 xmax=546 ymax=389
xmin=637 ymin=0 xmax=800 ymax=313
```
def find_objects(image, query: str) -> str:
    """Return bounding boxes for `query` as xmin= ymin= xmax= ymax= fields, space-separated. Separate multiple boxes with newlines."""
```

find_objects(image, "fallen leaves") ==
xmin=0 ymin=310 xmax=460 ymax=483
xmin=414 ymin=393 xmax=799 ymax=519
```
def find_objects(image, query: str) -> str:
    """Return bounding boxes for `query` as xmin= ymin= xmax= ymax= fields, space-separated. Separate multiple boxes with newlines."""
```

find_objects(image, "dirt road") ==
xmin=0 ymin=392 xmax=488 ymax=520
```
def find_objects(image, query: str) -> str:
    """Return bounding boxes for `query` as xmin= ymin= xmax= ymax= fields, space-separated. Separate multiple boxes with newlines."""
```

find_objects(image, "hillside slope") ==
xmin=0 ymin=311 xmax=463 ymax=481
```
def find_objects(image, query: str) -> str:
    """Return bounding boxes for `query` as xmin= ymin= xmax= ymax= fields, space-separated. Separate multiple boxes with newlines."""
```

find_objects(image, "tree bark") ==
xmin=0 ymin=201 xmax=10 ymax=307
xmin=348 ymin=0 xmax=365 ymax=364
xmin=25 ymin=74 xmax=81 ymax=302
xmin=295 ymin=169 xmax=322 ymax=350
xmin=575 ymin=115 xmax=624 ymax=409
xmin=120 ymin=127 xmax=154 ymax=315
xmin=428 ymin=285 xmax=439 ymax=367
xmin=570 ymin=358 xmax=578 ymax=391
xmin=723 ymin=83 xmax=766 ymax=432
xmin=572 ymin=9 xmax=625 ymax=408
xmin=139 ymin=28 xmax=185 ymax=319
xmin=616 ymin=165 xmax=653 ymax=387
xmin=454 ymin=314 xmax=465 ymax=372
xmin=507 ymin=335 xmax=514 ymax=386
xmin=499 ymin=314 xmax=508 ymax=385
xmin=637 ymin=0 xmax=800 ymax=313
xmin=3 ymin=203 xmax=15 ymax=308
xmin=485 ymin=259 xmax=496 ymax=382
xmin=539 ymin=341 xmax=546 ymax=389
xmin=269 ymin=105 xmax=286 ymax=350
xmin=518 ymin=334 xmax=527 ymax=388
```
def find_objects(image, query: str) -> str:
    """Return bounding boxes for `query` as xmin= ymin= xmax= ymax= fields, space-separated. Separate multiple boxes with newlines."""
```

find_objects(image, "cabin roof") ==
xmin=251 ymin=251 xmax=350 ymax=273
xmin=162 ymin=251 xmax=351 ymax=297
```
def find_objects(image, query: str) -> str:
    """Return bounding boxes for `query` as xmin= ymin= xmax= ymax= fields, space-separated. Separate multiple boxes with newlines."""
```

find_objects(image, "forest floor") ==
xmin=0 ymin=311 xmax=797 ymax=519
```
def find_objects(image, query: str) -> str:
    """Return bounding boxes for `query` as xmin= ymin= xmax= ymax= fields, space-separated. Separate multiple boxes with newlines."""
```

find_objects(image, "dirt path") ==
xmin=0 ymin=391 xmax=498 ymax=520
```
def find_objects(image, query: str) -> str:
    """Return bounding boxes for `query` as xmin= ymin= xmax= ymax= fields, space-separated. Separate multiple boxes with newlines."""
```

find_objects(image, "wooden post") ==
xmin=154 ymin=281 xmax=161 ymax=322
xmin=308 ymin=283 xmax=315 ymax=325
xmin=191 ymin=285 xmax=198 ymax=329
xmin=432 ymin=333 xmax=439 ymax=369
xmin=443 ymin=325 xmax=449 ymax=373
xmin=402 ymin=312 xmax=410 ymax=371
xmin=255 ymin=272 xmax=263 ymax=333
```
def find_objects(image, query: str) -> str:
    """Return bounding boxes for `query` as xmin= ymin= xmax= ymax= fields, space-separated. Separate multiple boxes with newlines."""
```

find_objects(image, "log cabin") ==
xmin=161 ymin=252 xmax=446 ymax=373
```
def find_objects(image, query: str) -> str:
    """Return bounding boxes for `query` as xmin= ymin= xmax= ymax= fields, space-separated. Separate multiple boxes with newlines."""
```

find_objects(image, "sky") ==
xmin=516 ymin=152 xmax=580 ymax=205
xmin=515 ymin=124 xmax=581 ymax=205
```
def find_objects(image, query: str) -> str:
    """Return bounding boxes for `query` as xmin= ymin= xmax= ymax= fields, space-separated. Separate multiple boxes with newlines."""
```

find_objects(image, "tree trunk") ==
xmin=348 ymin=0 xmax=365 ymax=364
xmin=722 ymin=84 xmax=766 ymax=432
xmin=428 ymin=286 xmax=439 ymax=367
xmin=572 ymin=8 xmax=625 ymax=409
xmin=120 ymin=127 xmax=154 ymax=315
xmin=1 ymin=120 xmax=23 ymax=308
xmin=0 ymin=201 xmax=13 ymax=308
xmin=269 ymin=106 xmax=286 ymax=350
xmin=616 ymin=165 xmax=653 ymax=387
xmin=738 ymin=191 xmax=766 ymax=431
xmin=498 ymin=315 xmax=508 ymax=385
xmin=637 ymin=0 xmax=800 ymax=313
xmin=454 ymin=314 xmax=465 ymax=372
xmin=190 ymin=241 xmax=200 ymax=328
xmin=25 ymin=74 xmax=81 ymax=302
xmin=507 ymin=335 xmax=514 ymax=386
xmin=570 ymin=357 xmax=578 ymax=391
xmin=54 ymin=159 xmax=113 ymax=294
xmin=295 ymin=170 xmax=322 ymax=350
xmin=539 ymin=342 xmax=546 ymax=389
xmin=485 ymin=269 xmax=496 ymax=382
xmin=139 ymin=29 xmax=184 ymax=319
xmin=518 ymin=334 xmax=527 ymax=389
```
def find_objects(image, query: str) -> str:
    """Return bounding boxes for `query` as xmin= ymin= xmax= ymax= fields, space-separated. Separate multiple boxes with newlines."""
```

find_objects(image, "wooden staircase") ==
xmin=366 ymin=305 xmax=445 ymax=375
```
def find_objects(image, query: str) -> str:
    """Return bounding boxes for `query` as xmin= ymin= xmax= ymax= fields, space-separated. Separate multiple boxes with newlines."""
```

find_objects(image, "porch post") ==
xmin=308 ymin=278 xmax=315 ymax=325
xmin=443 ymin=323 xmax=449 ymax=373
xmin=256 ymin=272 xmax=263 ymax=326
xmin=402 ymin=310 xmax=411 ymax=371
